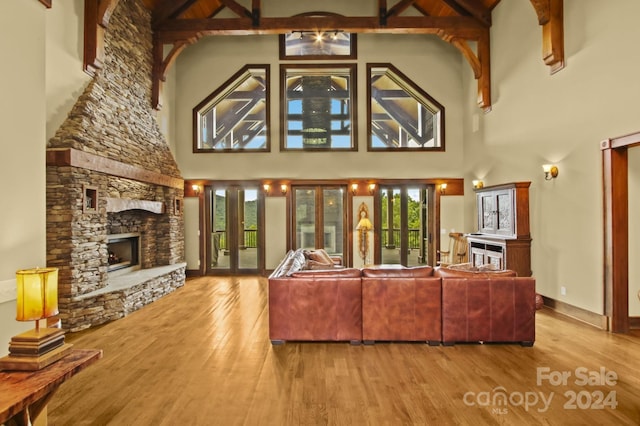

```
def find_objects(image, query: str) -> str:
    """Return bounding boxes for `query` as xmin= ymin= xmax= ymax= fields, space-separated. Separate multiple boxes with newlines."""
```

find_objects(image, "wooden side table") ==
xmin=0 ymin=348 xmax=102 ymax=426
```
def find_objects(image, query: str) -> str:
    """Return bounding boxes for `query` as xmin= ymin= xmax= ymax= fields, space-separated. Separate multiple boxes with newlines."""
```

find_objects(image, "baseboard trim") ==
xmin=630 ymin=316 xmax=640 ymax=329
xmin=541 ymin=296 xmax=608 ymax=330
xmin=186 ymin=269 xmax=201 ymax=278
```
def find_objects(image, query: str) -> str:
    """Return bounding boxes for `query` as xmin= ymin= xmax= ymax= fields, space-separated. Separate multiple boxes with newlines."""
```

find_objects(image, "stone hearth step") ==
xmin=63 ymin=263 xmax=186 ymax=332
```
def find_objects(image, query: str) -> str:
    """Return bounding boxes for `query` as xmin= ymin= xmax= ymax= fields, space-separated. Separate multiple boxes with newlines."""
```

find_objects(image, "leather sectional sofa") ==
xmin=268 ymin=249 xmax=537 ymax=346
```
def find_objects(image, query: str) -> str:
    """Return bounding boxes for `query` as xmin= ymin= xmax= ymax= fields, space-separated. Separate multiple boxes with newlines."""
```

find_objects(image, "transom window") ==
xmin=280 ymin=64 xmax=357 ymax=151
xmin=368 ymin=63 xmax=444 ymax=151
xmin=193 ymin=65 xmax=269 ymax=152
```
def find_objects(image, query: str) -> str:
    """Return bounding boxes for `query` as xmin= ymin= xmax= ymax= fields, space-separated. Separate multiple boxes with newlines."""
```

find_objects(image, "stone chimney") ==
xmin=46 ymin=0 xmax=185 ymax=331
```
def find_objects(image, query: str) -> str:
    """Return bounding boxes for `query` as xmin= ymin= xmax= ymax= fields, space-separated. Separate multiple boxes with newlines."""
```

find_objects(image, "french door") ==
xmin=206 ymin=185 xmax=263 ymax=274
xmin=376 ymin=185 xmax=435 ymax=267
xmin=293 ymin=186 xmax=346 ymax=259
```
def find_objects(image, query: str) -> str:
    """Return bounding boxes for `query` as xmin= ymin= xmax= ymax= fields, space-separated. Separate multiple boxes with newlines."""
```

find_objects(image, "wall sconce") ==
xmin=472 ymin=180 xmax=484 ymax=189
xmin=440 ymin=183 xmax=447 ymax=194
xmin=191 ymin=184 xmax=201 ymax=196
xmin=351 ymin=183 xmax=358 ymax=195
xmin=542 ymin=164 xmax=559 ymax=180
xmin=263 ymin=184 xmax=270 ymax=195
xmin=368 ymin=183 xmax=376 ymax=195
xmin=280 ymin=184 xmax=288 ymax=195
xmin=0 ymin=267 xmax=72 ymax=371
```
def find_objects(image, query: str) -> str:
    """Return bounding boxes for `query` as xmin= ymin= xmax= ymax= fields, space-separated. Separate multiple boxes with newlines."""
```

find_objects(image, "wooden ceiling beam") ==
xmin=152 ymin=0 xmax=199 ymax=28
xmin=251 ymin=0 xmax=260 ymax=26
xmin=219 ymin=0 xmax=252 ymax=19
xmin=440 ymin=0 xmax=492 ymax=26
xmin=151 ymin=12 xmax=485 ymax=110
xmin=155 ymin=15 xmax=484 ymax=42
xmin=386 ymin=0 xmax=417 ymax=18
xmin=530 ymin=0 xmax=564 ymax=74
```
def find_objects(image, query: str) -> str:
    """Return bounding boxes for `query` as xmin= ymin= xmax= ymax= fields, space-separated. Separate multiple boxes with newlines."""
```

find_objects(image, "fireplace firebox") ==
xmin=107 ymin=233 xmax=140 ymax=275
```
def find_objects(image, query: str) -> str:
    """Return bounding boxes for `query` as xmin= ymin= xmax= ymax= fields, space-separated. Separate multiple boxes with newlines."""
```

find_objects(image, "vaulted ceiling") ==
xmin=80 ymin=0 xmax=564 ymax=111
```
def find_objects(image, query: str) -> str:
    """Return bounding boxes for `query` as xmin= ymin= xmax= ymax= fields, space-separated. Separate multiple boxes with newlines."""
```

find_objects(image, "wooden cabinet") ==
xmin=468 ymin=182 xmax=532 ymax=276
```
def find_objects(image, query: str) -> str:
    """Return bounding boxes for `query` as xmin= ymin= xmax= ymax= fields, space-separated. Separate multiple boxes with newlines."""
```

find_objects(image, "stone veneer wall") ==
xmin=46 ymin=0 xmax=185 ymax=331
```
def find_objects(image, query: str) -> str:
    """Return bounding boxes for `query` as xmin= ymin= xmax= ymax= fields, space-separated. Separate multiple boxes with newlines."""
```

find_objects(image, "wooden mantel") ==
xmin=46 ymin=148 xmax=184 ymax=190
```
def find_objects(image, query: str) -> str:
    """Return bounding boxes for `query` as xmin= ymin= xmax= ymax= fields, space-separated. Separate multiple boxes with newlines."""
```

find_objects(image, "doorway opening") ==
xmin=376 ymin=185 xmax=435 ymax=267
xmin=292 ymin=186 xmax=346 ymax=260
xmin=206 ymin=185 xmax=263 ymax=274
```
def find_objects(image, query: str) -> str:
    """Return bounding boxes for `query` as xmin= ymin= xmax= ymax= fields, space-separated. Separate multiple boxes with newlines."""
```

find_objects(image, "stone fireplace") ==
xmin=45 ymin=0 xmax=185 ymax=331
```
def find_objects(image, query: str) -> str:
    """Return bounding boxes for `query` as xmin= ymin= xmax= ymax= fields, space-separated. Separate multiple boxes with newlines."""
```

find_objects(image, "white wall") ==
xmin=183 ymin=197 xmax=201 ymax=270
xmin=265 ymin=197 xmax=288 ymax=269
xmin=173 ymin=33 xmax=465 ymax=179
xmin=463 ymin=0 xmax=640 ymax=315
xmin=45 ymin=0 xmax=89 ymax=141
xmin=0 ymin=0 xmax=49 ymax=355
xmin=440 ymin=196 xmax=465 ymax=252
xmin=174 ymin=30 xmax=469 ymax=269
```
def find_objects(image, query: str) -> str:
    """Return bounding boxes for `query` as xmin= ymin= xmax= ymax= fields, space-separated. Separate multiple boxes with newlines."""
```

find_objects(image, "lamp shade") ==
xmin=16 ymin=267 xmax=59 ymax=321
xmin=356 ymin=217 xmax=373 ymax=231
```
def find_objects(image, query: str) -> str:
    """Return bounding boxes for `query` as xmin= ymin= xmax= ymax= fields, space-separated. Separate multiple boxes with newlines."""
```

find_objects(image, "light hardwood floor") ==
xmin=48 ymin=276 xmax=640 ymax=425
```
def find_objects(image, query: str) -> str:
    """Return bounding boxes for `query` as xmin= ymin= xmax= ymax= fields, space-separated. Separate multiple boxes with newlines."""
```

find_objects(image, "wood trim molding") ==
xmin=541 ymin=296 xmax=608 ymax=330
xmin=46 ymin=148 xmax=184 ymax=190
xmin=437 ymin=28 xmax=491 ymax=112
xmin=530 ymin=0 xmax=565 ymax=74
xmin=152 ymin=37 xmax=196 ymax=110
xmin=83 ymin=0 xmax=120 ymax=76
xmin=38 ymin=0 xmax=52 ymax=8
xmin=600 ymin=132 xmax=639 ymax=333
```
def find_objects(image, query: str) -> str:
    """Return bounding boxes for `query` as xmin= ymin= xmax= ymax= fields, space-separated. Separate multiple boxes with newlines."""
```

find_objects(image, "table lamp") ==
xmin=0 ymin=267 xmax=72 ymax=371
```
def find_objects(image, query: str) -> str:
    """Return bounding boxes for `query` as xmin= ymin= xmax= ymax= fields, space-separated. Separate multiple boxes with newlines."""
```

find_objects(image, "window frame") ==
xmin=279 ymin=63 xmax=358 ymax=152
xmin=192 ymin=64 xmax=270 ymax=153
xmin=279 ymin=31 xmax=357 ymax=60
xmin=367 ymin=63 xmax=445 ymax=152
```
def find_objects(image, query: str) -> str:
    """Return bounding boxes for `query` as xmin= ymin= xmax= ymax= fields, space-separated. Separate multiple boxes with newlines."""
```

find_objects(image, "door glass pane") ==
xmin=381 ymin=188 xmax=401 ymax=264
xmin=211 ymin=189 xmax=228 ymax=270
xmin=323 ymin=188 xmax=343 ymax=256
xmin=407 ymin=188 xmax=424 ymax=267
xmin=295 ymin=188 xmax=316 ymax=249
xmin=238 ymin=188 xmax=258 ymax=269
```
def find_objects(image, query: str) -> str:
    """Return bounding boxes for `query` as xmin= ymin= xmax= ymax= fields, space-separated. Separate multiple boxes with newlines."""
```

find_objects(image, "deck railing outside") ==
xmin=213 ymin=230 xmax=257 ymax=249
xmin=214 ymin=228 xmax=419 ymax=250
xmin=381 ymin=228 xmax=422 ymax=249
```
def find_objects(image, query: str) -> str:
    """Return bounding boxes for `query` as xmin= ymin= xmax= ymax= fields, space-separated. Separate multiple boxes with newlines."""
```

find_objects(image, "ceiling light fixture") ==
xmin=291 ymin=30 xmax=343 ymax=41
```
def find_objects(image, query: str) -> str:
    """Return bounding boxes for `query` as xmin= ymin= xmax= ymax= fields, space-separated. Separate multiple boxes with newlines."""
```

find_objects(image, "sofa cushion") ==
xmin=433 ymin=266 xmax=517 ymax=278
xmin=304 ymin=248 xmax=334 ymax=264
xmin=305 ymin=259 xmax=336 ymax=270
xmin=290 ymin=268 xmax=362 ymax=278
xmin=362 ymin=265 xmax=434 ymax=278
